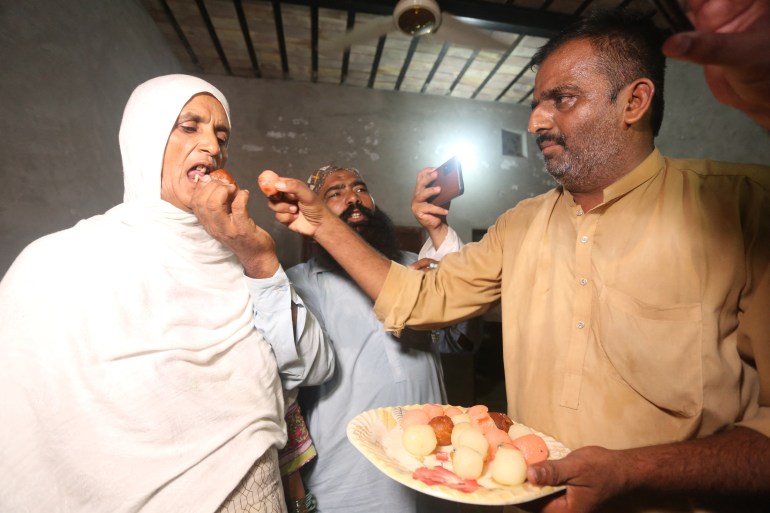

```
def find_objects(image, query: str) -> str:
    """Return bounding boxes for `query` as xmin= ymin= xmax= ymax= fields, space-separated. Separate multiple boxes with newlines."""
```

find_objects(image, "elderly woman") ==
xmin=0 ymin=75 xmax=332 ymax=512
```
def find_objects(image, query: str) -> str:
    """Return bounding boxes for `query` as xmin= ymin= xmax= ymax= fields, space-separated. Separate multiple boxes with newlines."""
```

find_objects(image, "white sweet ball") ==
xmin=451 ymin=446 xmax=485 ymax=480
xmin=507 ymin=422 xmax=533 ymax=441
xmin=450 ymin=422 xmax=473 ymax=447
xmin=456 ymin=426 xmax=489 ymax=459
xmin=491 ymin=446 xmax=527 ymax=485
xmin=402 ymin=424 xmax=437 ymax=457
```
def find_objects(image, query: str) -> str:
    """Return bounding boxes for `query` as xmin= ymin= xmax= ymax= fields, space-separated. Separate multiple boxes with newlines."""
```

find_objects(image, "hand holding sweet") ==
xmin=261 ymin=172 xmax=338 ymax=238
xmin=191 ymin=175 xmax=279 ymax=278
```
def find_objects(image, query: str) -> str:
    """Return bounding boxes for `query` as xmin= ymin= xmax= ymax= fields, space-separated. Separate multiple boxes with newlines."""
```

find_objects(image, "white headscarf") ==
xmin=119 ymin=74 xmax=230 ymax=203
xmin=0 ymin=75 xmax=285 ymax=513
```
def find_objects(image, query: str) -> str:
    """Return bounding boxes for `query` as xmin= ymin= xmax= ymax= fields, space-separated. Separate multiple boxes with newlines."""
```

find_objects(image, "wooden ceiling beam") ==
xmin=270 ymin=0 xmax=577 ymax=37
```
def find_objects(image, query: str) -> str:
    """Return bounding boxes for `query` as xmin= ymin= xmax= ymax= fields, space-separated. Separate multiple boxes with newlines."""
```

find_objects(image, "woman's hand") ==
xmin=191 ymin=178 xmax=279 ymax=278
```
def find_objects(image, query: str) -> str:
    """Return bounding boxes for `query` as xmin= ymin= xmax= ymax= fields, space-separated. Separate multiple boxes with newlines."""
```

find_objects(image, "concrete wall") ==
xmin=213 ymin=75 xmax=551 ymax=266
xmin=0 ymin=0 xmax=183 ymax=276
xmin=2 ymin=0 xmax=769 ymax=277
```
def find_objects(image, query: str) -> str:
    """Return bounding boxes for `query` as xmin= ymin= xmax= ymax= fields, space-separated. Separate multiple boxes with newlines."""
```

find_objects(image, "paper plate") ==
xmin=346 ymin=404 xmax=571 ymax=506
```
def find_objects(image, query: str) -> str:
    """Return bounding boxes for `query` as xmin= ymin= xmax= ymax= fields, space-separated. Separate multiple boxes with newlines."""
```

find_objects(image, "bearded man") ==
xmin=287 ymin=165 xmax=464 ymax=513
xmin=267 ymin=10 xmax=770 ymax=513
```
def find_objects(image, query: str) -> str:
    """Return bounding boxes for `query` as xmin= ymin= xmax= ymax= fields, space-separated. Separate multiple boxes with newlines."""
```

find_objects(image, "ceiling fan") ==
xmin=326 ymin=0 xmax=509 ymax=51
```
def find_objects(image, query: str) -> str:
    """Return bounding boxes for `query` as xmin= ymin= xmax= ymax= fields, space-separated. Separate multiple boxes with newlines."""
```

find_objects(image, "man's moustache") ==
xmin=536 ymin=133 xmax=566 ymax=150
xmin=340 ymin=203 xmax=375 ymax=222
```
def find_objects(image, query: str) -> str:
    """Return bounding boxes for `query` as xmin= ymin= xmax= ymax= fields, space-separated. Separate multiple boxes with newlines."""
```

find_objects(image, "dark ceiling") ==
xmin=139 ymin=0 xmax=688 ymax=106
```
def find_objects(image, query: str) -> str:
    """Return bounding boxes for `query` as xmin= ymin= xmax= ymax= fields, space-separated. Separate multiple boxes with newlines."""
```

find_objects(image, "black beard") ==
xmin=317 ymin=204 xmax=401 ymax=266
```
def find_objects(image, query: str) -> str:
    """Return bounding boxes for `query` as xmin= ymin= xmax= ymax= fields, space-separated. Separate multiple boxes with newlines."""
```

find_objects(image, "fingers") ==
xmin=229 ymin=189 xmax=253 ymax=231
xmin=413 ymin=202 xmax=449 ymax=231
xmin=274 ymin=176 xmax=316 ymax=202
xmin=527 ymin=460 xmax=562 ymax=487
xmin=262 ymin=173 xmax=330 ymax=236
xmin=191 ymin=178 xmax=236 ymax=230
xmin=412 ymin=167 xmax=450 ymax=229
xmin=415 ymin=167 xmax=438 ymax=189
xmin=413 ymin=168 xmax=440 ymax=203
xmin=419 ymin=203 xmax=450 ymax=217
xmin=409 ymin=258 xmax=439 ymax=271
xmin=662 ymin=30 xmax=762 ymax=66
xmin=663 ymin=27 xmax=770 ymax=129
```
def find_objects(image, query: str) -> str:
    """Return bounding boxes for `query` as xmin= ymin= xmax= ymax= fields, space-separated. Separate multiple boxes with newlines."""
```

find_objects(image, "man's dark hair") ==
xmin=531 ymin=9 xmax=667 ymax=136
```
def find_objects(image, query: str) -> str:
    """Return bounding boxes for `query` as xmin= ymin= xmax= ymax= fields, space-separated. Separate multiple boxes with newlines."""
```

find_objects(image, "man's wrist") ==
xmin=428 ymin=223 xmax=449 ymax=249
xmin=243 ymin=254 xmax=280 ymax=279
xmin=313 ymin=213 xmax=349 ymax=246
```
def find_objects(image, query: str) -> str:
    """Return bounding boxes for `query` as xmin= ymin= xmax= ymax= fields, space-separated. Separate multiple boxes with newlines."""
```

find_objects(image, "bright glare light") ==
xmin=443 ymin=141 xmax=477 ymax=174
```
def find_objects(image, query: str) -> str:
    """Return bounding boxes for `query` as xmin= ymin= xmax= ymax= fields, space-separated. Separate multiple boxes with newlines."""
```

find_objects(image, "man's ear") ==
xmin=622 ymin=78 xmax=655 ymax=127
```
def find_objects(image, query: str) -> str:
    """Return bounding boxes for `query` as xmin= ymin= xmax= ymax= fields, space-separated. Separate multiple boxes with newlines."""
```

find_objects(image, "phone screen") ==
xmin=428 ymin=156 xmax=464 ymax=206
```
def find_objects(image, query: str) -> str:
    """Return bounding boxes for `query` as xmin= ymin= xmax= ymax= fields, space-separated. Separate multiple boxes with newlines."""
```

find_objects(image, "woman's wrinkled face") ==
xmin=160 ymin=93 xmax=230 ymax=211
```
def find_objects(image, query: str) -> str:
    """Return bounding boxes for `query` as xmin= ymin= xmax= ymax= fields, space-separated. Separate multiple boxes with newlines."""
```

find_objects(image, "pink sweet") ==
xmin=470 ymin=412 xmax=496 ymax=434
xmin=466 ymin=404 xmax=489 ymax=416
xmin=484 ymin=428 xmax=514 ymax=460
xmin=402 ymin=408 xmax=431 ymax=428
xmin=511 ymin=433 xmax=549 ymax=464
xmin=443 ymin=406 xmax=464 ymax=418
xmin=412 ymin=466 xmax=480 ymax=493
xmin=422 ymin=403 xmax=445 ymax=419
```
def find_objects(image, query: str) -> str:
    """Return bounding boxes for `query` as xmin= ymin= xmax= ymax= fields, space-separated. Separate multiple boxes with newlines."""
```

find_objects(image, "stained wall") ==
xmin=1 ymin=0 xmax=768 ymax=277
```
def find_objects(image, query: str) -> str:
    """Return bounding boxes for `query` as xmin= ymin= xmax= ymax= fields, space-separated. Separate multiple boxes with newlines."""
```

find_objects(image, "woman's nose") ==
xmin=200 ymin=130 xmax=221 ymax=158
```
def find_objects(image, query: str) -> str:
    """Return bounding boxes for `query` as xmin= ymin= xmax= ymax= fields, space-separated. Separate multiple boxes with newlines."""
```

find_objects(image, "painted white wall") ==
xmin=1 ymin=0 xmax=768 ymax=277
xmin=0 ymin=0 xmax=183 ymax=276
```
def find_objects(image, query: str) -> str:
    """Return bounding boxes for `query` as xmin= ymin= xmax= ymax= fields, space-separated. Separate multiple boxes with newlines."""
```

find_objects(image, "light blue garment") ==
xmin=288 ymin=251 xmax=454 ymax=513
xmin=246 ymin=265 xmax=335 ymax=391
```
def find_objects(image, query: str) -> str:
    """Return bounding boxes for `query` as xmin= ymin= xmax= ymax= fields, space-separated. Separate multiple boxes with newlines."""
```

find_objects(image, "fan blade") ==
xmin=431 ymin=13 xmax=509 ymax=51
xmin=324 ymin=16 xmax=396 ymax=51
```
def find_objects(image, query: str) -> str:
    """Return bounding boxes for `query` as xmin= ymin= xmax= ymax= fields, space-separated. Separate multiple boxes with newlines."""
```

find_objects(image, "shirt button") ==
xmin=580 ymin=235 xmax=589 ymax=243
xmin=576 ymin=210 xmax=584 ymax=216
xmin=580 ymin=278 xmax=588 ymax=286
xmin=576 ymin=321 xmax=585 ymax=329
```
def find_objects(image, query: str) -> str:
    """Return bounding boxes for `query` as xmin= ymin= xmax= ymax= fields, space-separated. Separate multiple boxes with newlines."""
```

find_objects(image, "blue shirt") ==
xmin=288 ymin=251 xmax=446 ymax=513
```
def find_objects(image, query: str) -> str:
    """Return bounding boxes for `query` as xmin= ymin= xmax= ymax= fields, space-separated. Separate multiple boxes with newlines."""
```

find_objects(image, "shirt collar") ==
xmin=562 ymin=148 xmax=664 ymax=208
xmin=603 ymin=148 xmax=664 ymax=203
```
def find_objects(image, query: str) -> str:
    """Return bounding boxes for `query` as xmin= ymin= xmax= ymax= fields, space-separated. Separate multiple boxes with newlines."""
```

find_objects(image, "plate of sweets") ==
xmin=346 ymin=403 xmax=571 ymax=505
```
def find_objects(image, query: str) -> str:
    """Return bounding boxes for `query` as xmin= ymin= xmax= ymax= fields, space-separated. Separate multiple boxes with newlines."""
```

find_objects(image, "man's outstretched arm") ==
xmin=269 ymin=176 xmax=392 ymax=300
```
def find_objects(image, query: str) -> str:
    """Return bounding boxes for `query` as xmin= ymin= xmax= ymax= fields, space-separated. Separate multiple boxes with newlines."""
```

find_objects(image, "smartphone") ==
xmin=428 ymin=156 xmax=464 ymax=206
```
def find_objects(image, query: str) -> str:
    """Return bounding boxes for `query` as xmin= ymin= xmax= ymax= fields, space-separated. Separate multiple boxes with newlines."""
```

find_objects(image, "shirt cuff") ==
xmin=373 ymin=262 xmax=423 ymax=336
xmin=418 ymin=226 xmax=463 ymax=261
xmin=244 ymin=265 xmax=292 ymax=313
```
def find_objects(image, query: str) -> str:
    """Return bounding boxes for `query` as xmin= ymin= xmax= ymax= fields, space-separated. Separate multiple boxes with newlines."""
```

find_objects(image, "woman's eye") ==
xmin=218 ymin=137 xmax=228 ymax=146
xmin=180 ymin=124 xmax=196 ymax=133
